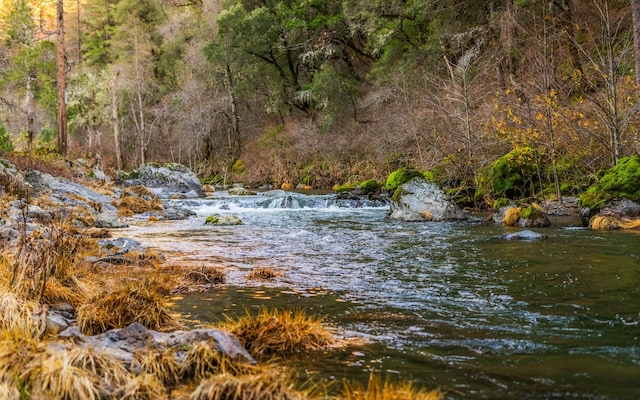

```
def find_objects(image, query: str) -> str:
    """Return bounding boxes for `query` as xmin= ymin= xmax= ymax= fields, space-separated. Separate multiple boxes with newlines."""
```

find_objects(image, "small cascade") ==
xmin=168 ymin=191 xmax=388 ymax=211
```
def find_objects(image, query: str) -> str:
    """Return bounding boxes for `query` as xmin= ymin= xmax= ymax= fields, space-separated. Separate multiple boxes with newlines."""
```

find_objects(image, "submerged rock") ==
xmin=204 ymin=214 xmax=244 ymax=226
xmin=388 ymin=178 xmax=465 ymax=221
xmin=500 ymin=230 xmax=546 ymax=240
xmin=158 ymin=206 xmax=197 ymax=220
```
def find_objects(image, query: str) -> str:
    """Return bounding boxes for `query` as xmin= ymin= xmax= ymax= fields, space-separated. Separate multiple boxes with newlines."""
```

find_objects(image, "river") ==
xmin=121 ymin=191 xmax=640 ymax=400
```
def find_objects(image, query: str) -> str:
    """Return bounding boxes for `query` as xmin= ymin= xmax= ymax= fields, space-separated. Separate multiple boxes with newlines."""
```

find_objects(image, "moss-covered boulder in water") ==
xmin=386 ymin=167 xmax=424 ymax=197
xmin=580 ymin=155 xmax=640 ymax=212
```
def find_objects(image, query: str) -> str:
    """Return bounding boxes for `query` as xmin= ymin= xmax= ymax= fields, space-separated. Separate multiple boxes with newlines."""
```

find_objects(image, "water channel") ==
xmin=122 ymin=191 xmax=640 ymax=400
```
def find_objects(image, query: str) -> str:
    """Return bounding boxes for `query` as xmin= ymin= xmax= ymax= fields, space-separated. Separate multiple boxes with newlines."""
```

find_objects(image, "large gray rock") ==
xmin=388 ymin=178 xmax=465 ymax=221
xmin=116 ymin=163 xmax=205 ymax=199
xmin=59 ymin=322 xmax=256 ymax=366
xmin=95 ymin=212 xmax=129 ymax=228
xmin=500 ymin=230 xmax=546 ymax=240
xmin=24 ymin=170 xmax=117 ymax=213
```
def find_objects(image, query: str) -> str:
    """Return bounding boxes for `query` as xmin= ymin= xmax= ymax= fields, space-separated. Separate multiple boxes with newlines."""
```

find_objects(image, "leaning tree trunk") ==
xmin=56 ymin=0 xmax=68 ymax=155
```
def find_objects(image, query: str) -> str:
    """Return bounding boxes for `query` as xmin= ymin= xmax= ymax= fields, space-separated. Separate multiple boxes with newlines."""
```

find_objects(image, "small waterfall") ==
xmin=168 ymin=191 xmax=388 ymax=211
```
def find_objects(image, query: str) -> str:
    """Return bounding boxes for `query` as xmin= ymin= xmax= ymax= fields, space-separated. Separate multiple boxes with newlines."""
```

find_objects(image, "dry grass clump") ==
xmin=180 ymin=342 xmax=258 ymax=381
xmin=245 ymin=267 xmax=278 ymax=281
xmin=118 ymin=373 xmax=168 ymax=400
xmin=136 ymin=350 xmax=182 ymax=386
xmin=590 ymin=215 xmax=640 ymax=230
xmin=116 ymin=186 xmax=164 ymax=215
xmin=185 ymin=266 xmax=226 ymax=285
xmin=23 ymin=348 xmax=102 ymax=400
xmin=190 ymin=370 xmax=306 ymax=400
xmin=342 ymin=374 xmax=443 ymax=400
xmin=222 ymin=308 xmax=335 ymax=357
xmin=76 ymin=280 xmax=178 ymax=335
xmin=0 ymin=381 xmax=19 ymax=400
xmin=501 ymin=206 xmax=522 ymax=226
xmin=0 ymin=292 xmax=43 ymax=337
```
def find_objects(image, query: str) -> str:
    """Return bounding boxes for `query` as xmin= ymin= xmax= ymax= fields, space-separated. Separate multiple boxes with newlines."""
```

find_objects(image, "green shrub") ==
xmin=477 ymin=147 xmax=545 ymax=201
xmin=0 ymin=124 xmax=14 ymax=153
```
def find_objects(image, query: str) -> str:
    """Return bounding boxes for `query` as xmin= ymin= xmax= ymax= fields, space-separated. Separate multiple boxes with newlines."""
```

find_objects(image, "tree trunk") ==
xmin=225 ymin=64 xmax=240 ymax=161
xmin=632 ymin=0 xmax=640 ymax=94
xmin=56 ymin=0 xmax=68 ymax=155
xmin=26 ymin=75 xmax=34 ymax=149
xmin=112 ymin=73 xmax=122 ymax=170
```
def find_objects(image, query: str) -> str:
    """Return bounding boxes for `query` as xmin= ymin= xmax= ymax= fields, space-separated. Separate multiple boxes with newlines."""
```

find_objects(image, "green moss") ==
xmin=580 ymin=155 xmax=640 ymax=211
xmin=385 ymin=167 xmax=423 ymax=194
xmin=334 ymin=183 xmax=357 ymax=193
xmin=520 ymin=205 xmax=544 ymax=219
xmin=358 ymin=179 xmax=381 ymax=193
xmin=493 ymin=197 xmax=510 ymax=209
xmin=476 ymin=147 xmax=544 ymax=201
xmin=204 ymin=215 xmax=219 ymax=225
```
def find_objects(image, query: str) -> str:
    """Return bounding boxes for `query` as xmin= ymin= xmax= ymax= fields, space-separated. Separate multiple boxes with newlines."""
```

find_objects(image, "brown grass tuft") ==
xmin=245 ymin=267 xmax=278 ymax=281
xmin=184 ymin=266 xmax=226 ymax=286
xmin=136 ymin=349 xmax=182 ymax=386
xmin=76 ymin=280 xmax=178 ymax=335
xmin=23 ymin=347 xmax=102 ymax=400
xmin=0 ymin=381 xmax=19 ymax=400
xmin=222 ymin=308 xmax=335 ymax=357
xmin=0 ymin=292 xmax=43 ymax=337
xmin=189 ymin=370 xmax=306 ymax=400
xmin=342 ymin=374 xmax=443 ymax=400
xmin=118 ymin=373 xmax=168 ymax=400
xmin=116 ymin=186 xmax=164 ymax=215
xmin=590 ymin=215 xmax=640 ymax=230
xmin=501 ymin=207 xmax=522 ymax=226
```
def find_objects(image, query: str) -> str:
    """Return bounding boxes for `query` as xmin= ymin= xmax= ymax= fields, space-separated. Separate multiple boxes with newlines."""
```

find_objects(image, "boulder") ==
xmin=95 ymin=212 xmax=129 ymax=229
xmin=228 ymin=186 xmax=256 ymax=196
xmin=116 ymin=163 xmax=205 ymax=199
xmin=24 ymin=170 xmax=117 ymax=214
xmin=158 ymin=206 xmax=197 ymax=220
xmin=388 ymin=178 xmax=465 ymax=221
xmin=204 ymin=214 xmax=244 ymax=226
xmin=495 ymin=204 xmax=551 ymax=228
xmin=59 ymin=322 xmax=256 ymax=367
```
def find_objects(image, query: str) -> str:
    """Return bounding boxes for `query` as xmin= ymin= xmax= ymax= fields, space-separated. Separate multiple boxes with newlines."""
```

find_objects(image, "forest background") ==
xmin=1 ymin=0 xmax=639 ymax=207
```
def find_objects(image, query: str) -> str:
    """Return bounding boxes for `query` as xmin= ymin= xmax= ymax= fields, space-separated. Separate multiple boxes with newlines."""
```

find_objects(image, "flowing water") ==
xmin=121 ymin=191 xmax=640 ymax=400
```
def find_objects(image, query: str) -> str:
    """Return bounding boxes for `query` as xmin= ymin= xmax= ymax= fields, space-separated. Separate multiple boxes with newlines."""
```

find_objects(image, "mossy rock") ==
xmin=580 ymin=155 xmax=640 ymax=212
xmin=358 ymin=179 xmax=382 ymax=193
xmin=334 ymin=183 xmax=357 ymax=193
xmin=476 ymin=147 xmax=544 ymax=202
xmin=386 ymin=167 xmax=423 ymax=194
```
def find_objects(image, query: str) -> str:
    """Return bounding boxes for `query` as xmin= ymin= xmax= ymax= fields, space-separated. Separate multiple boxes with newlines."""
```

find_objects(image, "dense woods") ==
xmin=1 ymin=0 xmax=639 ymax=205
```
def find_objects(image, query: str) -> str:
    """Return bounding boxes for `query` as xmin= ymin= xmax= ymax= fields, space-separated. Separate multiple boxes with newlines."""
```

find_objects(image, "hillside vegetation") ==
xmin=1 ymin=0 xmax=640 ymax=206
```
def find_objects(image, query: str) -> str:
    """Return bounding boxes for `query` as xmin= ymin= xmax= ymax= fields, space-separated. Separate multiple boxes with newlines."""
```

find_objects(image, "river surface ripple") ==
xmin=120 ymin=192 xmax=640 ymax=400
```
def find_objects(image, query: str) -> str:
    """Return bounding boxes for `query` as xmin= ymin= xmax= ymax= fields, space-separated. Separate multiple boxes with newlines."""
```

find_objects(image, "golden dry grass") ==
xmin=590 ymin=215 xmax=640 ymax=230
xmin=245 ymin=267 xmax=278 ymax=281
xmin=501 ymin=207 xmax=522 ymax=226
xmin=342 ymin=374 xmax=443 ymax=400
xmin=184 ymin=266 xmax=226 ymax=285
xmin=76 ymin=280 xmax=179 ymax=335
xmin=116 ymin=186 xmax=164 ymax=215
xmin=222 ymin=308 xmax=335 ymax=357
xmin=23 ymin=348 xmax=102 ymax=400
xmin=0 ymin=292 xmax=43 ymax=337
xmin=118 ymin=373 xmax=168 ymax=400
xmin=136 ymin=349 xmax=182 ymax=386
xmin=189 ymin=370 xmax=306 ymax=400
